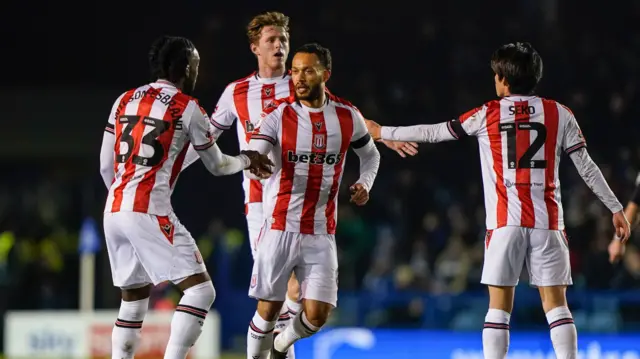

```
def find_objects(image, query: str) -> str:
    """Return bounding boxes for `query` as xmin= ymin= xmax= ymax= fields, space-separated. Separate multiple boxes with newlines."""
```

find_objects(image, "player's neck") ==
xmin=300 ymin=92 xmax=327 ymax=109
xmin=257 ymin=66 xmax=286 ymax=79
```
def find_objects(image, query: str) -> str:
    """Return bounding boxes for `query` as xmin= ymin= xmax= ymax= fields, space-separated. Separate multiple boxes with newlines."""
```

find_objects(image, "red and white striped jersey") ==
xmin=447 ymin=95 xmax=586 ymax=230
xmin=104 ymin=82 xmax=215 ymax=215
xmin=210 ymin=72 xmax=294 ymax=204
xmin=248 ymin=95 xmax=370 ymax=235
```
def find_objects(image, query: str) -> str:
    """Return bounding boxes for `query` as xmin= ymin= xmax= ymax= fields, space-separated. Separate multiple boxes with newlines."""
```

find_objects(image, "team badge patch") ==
xmin=314 ymin=134 xmax=326 ymax=149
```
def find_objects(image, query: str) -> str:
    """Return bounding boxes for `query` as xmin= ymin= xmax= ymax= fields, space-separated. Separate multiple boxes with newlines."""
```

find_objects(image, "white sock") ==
xmin=247 ymin=311 xmax=277 ymax=359
xmin=112 ymin=298 xmax=149 ymax=359
xmin=274 ymin=310 xmax=320 ymax=353
xmin=482 ymin=309 xmax=511 ymax=359
xmin=546 ymin=306 xmax=577 ymax=359
xmin=285 ymin=297 xmax=302 ymax=316
xmin=164 ymin=282 xmax=216 ymax=359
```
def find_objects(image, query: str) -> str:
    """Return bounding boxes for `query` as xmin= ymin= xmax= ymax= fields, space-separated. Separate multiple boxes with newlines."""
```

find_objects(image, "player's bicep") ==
xmin=351 ymin=108 xmax=371 ymax=147
xmin=209 ymin=87 xmax=237 ymax=134
xmin=563 ymin=114 xmax=587 ymax=155
xmin=452 ymin=106 xmax=486 ymax=138
xmin=250 ymin=109 xmax=280 ymax=150
xmin=184 ymin=102 xmax=215 ymax=151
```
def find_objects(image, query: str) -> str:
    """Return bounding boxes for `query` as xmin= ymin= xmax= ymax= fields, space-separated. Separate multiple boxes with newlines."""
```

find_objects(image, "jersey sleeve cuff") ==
xmin=251 ymin=133 xmax=277 ymax=146
xmin=193 ymin=141 xmax=215 ymax=151
xmin=105 ymin=123 xmax=115 ymax=134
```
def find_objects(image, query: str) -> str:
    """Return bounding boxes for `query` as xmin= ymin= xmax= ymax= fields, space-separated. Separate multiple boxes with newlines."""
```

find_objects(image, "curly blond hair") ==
xmin=246 ymin=11 xmax=290 ymax=44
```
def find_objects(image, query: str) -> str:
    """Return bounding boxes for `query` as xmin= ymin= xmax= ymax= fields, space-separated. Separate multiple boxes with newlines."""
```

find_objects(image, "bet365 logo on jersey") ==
xmin=287 ymin=151 xmax=343 ymax=165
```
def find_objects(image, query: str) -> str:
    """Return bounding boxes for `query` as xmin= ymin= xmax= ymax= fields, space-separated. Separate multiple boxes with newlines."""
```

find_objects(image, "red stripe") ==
xmin=300 ymin=112 xmax=328 ymax=234
xmin=272 ymin=106 xmax=299 ymax=231
xmin=288 ymin=78 xmax=295 ymax=96
xmin=170 ymin=143 xmax=190 ymax=188
xmin=234 ymin=81 xmax=263 ymax=203
xmin=176 ymin=305 xmax=208 ymax=317
xmin=486 ymin=102 xmax=508 ymax=228
xmin=326 ymin=107 xmax=354 ymax=234
xmin=542 ymin=99 xmax=560 ymax=229
xmin=133 ymin=92 xmax=189 ymax=212
xmin=111 ymin=90 xmax=136 ymax=184
xmin=111 ymin=88 xmax=158 ymax=212
xmin=515 ymin=101 xmax=535 ymax=227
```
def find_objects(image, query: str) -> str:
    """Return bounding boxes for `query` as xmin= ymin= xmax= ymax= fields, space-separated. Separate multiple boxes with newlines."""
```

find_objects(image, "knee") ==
xmin=304 ymin=303 xmax=333 ymax=328
xmin=257 ymin=300 xmax=284 ymax=321
xmin=185 ymin=281 xmax=216 ymax=308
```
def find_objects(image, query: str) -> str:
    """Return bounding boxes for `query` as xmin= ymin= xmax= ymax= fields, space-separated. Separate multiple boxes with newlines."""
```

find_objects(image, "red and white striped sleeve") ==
xmin=248 ymin=102 xmax=282 ymax=154
xmin=209 ymin=84 xmax=237 ymax=138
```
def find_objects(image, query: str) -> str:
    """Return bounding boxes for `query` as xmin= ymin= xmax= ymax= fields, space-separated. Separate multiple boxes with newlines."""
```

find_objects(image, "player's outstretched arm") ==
xmin=367 ymin=120 xmax=457 ymax=143
xmin=568 ymin=148 xmax=630 ymax=243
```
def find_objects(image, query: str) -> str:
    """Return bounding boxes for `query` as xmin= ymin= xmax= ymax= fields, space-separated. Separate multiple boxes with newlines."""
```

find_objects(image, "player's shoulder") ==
xmin=224 ymin=72 xmax=257 ymax=90
xmin=261 ymin=96 xmax=295 ymax=118
xmin=328 ymin=93 xmax=362 ymax=118
xmin=538 ymin=97 xmax=575 ymax=118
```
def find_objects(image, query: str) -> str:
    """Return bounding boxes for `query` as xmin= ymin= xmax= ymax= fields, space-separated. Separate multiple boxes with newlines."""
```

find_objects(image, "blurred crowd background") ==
xmin=2 ymin=0 xmax=640 ymax=352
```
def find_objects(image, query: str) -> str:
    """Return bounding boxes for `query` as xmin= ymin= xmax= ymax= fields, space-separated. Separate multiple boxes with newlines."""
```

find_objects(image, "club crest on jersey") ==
xmin=245 ymin=120 xmax=255 ymax=133
xmin=250 ymin=274 xmax=257 ymax=288
xmin=194 ymin=251 xmax=203 ymax=264
xmin=161 ymin=223 xmax=173 ymax=239
xmin=313 ymin=134 xmax=326 ymax=149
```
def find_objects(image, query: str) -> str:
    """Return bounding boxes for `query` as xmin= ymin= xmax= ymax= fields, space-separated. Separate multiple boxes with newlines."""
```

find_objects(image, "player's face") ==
xmin=251 ymin=26 xmax=289 ymax=72
xmin=291 ymin=52 xmax=329 ymax=102
xmin=494 ymin=73 xmax=508 ymax=97
xmin=184 ymin=49 xmax=200 ymax=95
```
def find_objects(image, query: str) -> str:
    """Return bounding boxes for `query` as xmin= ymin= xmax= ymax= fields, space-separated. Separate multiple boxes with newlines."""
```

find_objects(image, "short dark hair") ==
xmin=148 ymin=36 xmax=195 ymax=83
xmin=294 ymin=43 xmax=332 ymax=72
xmin=490 ymin=42 xmax=543 ymax=95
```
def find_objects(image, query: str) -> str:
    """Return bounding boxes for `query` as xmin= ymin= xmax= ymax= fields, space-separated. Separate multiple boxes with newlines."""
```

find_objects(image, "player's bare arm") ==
xmin=362 ymin=118 xmax=418 ymax=157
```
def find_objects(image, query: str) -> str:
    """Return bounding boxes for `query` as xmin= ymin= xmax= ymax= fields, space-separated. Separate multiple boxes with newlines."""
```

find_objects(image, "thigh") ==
xmin=248 ymin=228 xmax=296 ymax=301
xmin=245 ymin=203 xmax=265 ymax=260
xmin=526 ymin=229 xmax=572 ymax=287
xmin=126 ymin=212 xmax=205 ymax=285
xmin=103 ymin=213 xmax=152 ymax=288
xmin=481 ymin=226 xmax=528 ymax=287
xmin=295 ymin=234 xmax=339 ymax=307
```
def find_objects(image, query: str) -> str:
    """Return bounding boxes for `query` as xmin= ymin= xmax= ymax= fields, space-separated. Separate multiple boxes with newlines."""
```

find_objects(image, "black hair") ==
xmin=148 ymin=36 xmax=195 ymax=83
xmin=148 ymin=35 xmax=172 ymax=80
xmin=490 ymin=42 xmax=543 ymax=95
xmin=294 ymin=43 xmax=332 ymax=72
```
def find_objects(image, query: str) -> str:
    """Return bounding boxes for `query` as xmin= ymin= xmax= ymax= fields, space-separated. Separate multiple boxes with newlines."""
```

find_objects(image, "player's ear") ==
xmin=250 ymin=42 xmax=259 ymax=56
xmin=185 ymin=64 xmax=191 ymax=77
xmin=323 ymin=70 xmax=331 ymax=82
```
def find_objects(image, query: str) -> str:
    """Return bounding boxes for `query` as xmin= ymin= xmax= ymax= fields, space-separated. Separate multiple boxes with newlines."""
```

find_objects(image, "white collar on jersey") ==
xmin=503 ymin=95 xmax=538 ymax=102
xmin=254 ymin=71 xmax=289 ymax=84
xmin=297 ymin=96 xmax=329 ymax=113
xmin=153 ymin=79 xmax=178 ymax=89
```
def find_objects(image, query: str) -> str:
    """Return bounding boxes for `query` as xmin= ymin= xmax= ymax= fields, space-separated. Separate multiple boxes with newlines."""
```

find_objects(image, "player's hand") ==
xmin=608 ymin=237 xmax=626 ymax=264
xmin=612 ymin=210 xmax=631 ymax=243
xmin=365 ymin=119 xmax=382 ymax=141
xmin=349 ymin=183 xmax=369 ymax=206
xmin=241 ymin=150 xmax=273 ymax=179
xmin=379 ymin=139 xmax=419 ymax=158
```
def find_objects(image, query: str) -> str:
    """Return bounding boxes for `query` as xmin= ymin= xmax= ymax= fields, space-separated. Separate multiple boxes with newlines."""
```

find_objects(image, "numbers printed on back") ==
xmin=117 ymin=115 xmax=171 ymax=167
xmin=499 ymin=122 xmax=547 ymax=169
